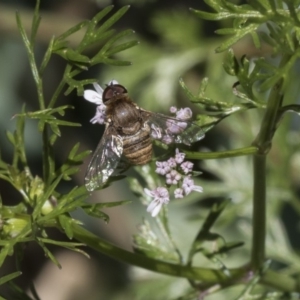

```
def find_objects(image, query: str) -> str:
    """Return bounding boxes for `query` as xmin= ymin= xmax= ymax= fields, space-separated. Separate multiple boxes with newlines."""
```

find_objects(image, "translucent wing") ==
xmin=85 ymin=126 xmax=123 ymax=191
xmin=145 ymin=112 xmax=205 ymax=146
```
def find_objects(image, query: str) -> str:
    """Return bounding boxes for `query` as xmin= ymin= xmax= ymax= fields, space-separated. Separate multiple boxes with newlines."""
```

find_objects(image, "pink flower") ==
xmin=170 ymin=106 xmax=177 ymax=113
xmin=181 ymin=161 xmax=194 ymax=174
xmin=166 ymin=170 xmax=181 ymax=185
xmin=162 ymin=134 xmax=173 ymax=144
xmin=90 ymin=104 xmax=106 ymax=124
xmin=182 ymin=176 xmax=203 ymax=196
xmin=151 ymin=124 xmax=162 ymax=139
xmin=144 ymin=187 xmax=170 ymax=217
xmin=176 ymin=107 xmax=192 ymax=120
xmin=166 ymin=120 xmax=187 ymax=134
xmin=156 ymin=161 xmax=171 ymax=176
xmin=175 ymin=148 xmax=185 ymax=164
xmin=167 ymin=157 xmax=177 ymax=168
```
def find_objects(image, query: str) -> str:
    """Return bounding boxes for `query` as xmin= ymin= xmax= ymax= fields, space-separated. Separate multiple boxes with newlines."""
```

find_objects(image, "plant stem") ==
xmin=71 ymin=223 xmax=240 ymax=281
xmin=185 ymin=146 xmax=258 ymax=160
xmin=250 ymin=55 xmax=288 ymax=270
xmin=70 ymin=224 xmax=300 ymax=291
xmin=251 ymin=154 xmax=266 ymax=270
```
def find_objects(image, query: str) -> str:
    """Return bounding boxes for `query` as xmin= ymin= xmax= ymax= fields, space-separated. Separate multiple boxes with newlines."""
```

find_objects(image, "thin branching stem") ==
xmin=250 ymin=55 xmax=289 ymax=270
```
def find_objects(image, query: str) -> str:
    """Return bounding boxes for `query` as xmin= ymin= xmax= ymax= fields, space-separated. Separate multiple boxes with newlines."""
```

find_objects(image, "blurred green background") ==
xmin=1 ymin=0 xmax=300 ymax=299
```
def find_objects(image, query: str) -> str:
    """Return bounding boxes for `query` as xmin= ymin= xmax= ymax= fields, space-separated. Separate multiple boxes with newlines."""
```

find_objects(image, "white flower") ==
xmin=83 ymin=82 xmax=104 ymax=105
xmin=144 ymin=187 xmax=170 ymax=217
xmin=174 ymin=188 xmax=184 ymax=198
xmin=83 ymin=80 xmax=119 ymax=125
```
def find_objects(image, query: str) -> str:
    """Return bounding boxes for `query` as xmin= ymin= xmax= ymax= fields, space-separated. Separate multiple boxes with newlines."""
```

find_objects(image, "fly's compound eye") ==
xmin=103 ymin=84 xmax=128 ymax=103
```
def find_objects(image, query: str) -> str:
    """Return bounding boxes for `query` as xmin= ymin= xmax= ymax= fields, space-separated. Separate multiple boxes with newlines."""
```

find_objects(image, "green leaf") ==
xmin=58 ymin=215 xmax=74 ymax=239
xmin=97 ymin=29 xmax=135 ymax=55
xmin=106 ymin=40 xmax=139 ymax=56
xmin=96 ymin=5 xmax=130 ymax=36
xmin=30 ymin=0 xmax=41 ymax=45
xmin=101 ymin=57 xmax=132 ymax=66
xmin=0 ymin=271 xmax=22 ymax=286
xmin=37 ymin=240 xmax=61 ymax=268
xmin=6 ymin=131 xmax=15 ymax=146
xmin=54 ymin=48 xmax=90 ymax=64
xmin=56 ymin=20 xmax=89 ymax=41
xmin=49 ymin=123 xmax=60 ymax=137
xmin=216 ymin=24 xmax=259 ymax=53
xmin=82 ymin=200 xmax=131 ymax=208
xmin=0 ymin=245 xmax=12 ymax=268
xmin=41 ymin=238 xmax=89 ymax=259
xmin=16 ymin=12 xmax=40 ymax=85
xmin=223 ymin=48 xmax=239 ymax=76
xmin=250 ymin=31 xmax=261 ymax=48
xmin=82 ymin=206 xmax=109 ymax=222
xmin=79 ymin=6 xmax=115 ymax=49
xmin=40 ymin=36 xmax=55 ymax=75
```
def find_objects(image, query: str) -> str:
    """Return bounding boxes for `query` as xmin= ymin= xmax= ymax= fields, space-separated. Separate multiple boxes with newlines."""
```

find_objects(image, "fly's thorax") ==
xmin=106 ymin=97 xmax=144 ymax=135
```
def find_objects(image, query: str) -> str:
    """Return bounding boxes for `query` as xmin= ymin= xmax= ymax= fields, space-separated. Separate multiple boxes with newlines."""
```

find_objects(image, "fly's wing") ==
xmin=85 ymin=126 xmax=123 ymax=191
xmin=144 ymin=112 xmax=204 ymax=146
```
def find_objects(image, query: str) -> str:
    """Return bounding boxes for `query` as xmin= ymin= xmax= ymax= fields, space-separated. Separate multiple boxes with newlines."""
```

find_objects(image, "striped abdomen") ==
xmin=122 ymin=124 xmax=152 ymax=165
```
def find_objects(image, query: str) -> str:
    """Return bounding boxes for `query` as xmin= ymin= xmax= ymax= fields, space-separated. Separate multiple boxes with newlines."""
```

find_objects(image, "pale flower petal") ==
xmin=108 ymin=79 xmax=119 ymax=85
xmin=93 ymin=83 xmax=104 ymax=95
xmin=147 ymin=200 xmax=163 ymax=217
xmin=144 ymin=187 xmax=169 ymax=217
xmin=144 ymin=188 xmax=154 ymax=197
xmin=84 ymin=90 xmax=103 ymax=105
xmin=192 ymin=185 xmax=203 ymax=193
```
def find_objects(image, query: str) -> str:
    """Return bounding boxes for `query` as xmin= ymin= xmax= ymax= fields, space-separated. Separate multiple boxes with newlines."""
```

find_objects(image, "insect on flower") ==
xmin=83 ymin=81 xmax=205 ymax=191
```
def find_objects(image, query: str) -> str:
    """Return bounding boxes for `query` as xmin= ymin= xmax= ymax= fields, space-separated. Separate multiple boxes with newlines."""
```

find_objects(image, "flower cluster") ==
xmin=150 ymin=106 xmax=194 ymax=145
xmin=145 ymin=148 xmax=203 ymax=217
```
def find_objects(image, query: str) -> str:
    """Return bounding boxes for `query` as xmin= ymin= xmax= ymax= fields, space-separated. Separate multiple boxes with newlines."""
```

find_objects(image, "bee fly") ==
xmin=85 ymin=82 xmax=204 ymax=191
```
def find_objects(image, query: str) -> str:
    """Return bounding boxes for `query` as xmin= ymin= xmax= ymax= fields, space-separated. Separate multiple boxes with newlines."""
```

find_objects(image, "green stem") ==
xmin=71 ymin=223 xmax=240 ymax=281
xmin=42 ymin=128 xmax=51 ymax=186
xmin=185 ymin=146 xmax=258 ymax=160
xmin=70 ymin=224 xmax=300 ymax=292
xmin=47 ymin=66 xmax=72 ymax=109
xmin=250 ymin=55 xmax=288 ymax=270
xmin=262 ymin=270 xmax=300 ymax=292
xmin=251 ymin=154 xmax=266 ymax=270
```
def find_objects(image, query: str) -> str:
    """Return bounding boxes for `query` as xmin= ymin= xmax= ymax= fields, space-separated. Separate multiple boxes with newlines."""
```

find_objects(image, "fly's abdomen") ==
xmin=123 ymin=125 xmax=152 ymax=165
